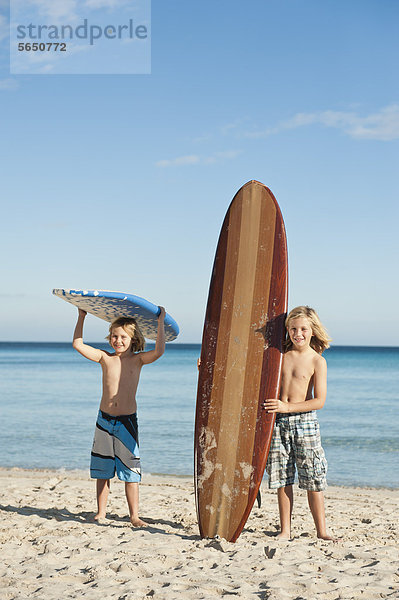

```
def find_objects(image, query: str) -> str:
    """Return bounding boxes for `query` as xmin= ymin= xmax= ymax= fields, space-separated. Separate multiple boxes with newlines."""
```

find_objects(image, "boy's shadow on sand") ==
xmin=0 ymin=504 xmax=198 ymax=540
xmin=0 ymin=503 xmax=91 ymax=523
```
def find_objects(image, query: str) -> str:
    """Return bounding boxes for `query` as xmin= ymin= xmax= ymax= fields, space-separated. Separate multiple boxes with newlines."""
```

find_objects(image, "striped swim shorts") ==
xmin=265 ymin=411 xmax=327 ymax=491
xmin=90 ymin=410 xmax=141 ymax=483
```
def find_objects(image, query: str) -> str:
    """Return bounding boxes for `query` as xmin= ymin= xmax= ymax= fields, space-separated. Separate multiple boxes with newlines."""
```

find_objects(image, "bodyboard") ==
xmin=52 ymin=288 xmax=179 ymax=342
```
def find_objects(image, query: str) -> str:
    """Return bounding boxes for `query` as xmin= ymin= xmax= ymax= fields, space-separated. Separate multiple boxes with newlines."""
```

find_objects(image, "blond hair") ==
xmin=284 ymin=306 xmax=331 ymax=354
xmin=106 ymin=317 xmax=145 ymax=352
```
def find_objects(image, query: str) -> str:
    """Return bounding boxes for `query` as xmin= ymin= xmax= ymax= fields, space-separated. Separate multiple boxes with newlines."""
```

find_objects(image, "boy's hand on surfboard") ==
xmin=262 ymin=399 xmax=289 ymax=413
xmin=158 ymin=306 xmax=166 ymax=321
xmin=78 ymin=308 xmax=87 ymax=318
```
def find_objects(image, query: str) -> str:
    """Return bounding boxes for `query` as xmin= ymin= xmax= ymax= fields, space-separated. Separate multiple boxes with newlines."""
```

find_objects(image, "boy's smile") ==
xmin=110 ymin=326 xmax=132 ymax=355
xmin=287 ymin=317 xmax=313 ymax=350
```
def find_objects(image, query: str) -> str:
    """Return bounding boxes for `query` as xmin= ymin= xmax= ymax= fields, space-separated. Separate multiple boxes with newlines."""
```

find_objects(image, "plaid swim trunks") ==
xmin=265 ymin=411 xmax=327 ymax=491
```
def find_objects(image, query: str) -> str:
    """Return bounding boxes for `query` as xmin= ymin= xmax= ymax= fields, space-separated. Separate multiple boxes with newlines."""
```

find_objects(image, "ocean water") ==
xmin=0 ymin=343 xmax=397 ymax=488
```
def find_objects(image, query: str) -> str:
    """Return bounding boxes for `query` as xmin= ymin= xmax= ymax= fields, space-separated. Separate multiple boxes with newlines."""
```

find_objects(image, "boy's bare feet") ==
xmin=130 ymin=516 xmax=148 ymax=527
xmin=275 ymin=531 xmax=291 ymax=540
xmin=317 ymin=533 xmax=338 ymax=542
xmin=92 ymin=513 xmax=107 ymax=524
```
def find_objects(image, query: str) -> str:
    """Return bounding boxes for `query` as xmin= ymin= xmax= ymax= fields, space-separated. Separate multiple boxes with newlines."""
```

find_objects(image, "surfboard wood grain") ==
xmin=194 ymin=180 xmax=288 ymax=542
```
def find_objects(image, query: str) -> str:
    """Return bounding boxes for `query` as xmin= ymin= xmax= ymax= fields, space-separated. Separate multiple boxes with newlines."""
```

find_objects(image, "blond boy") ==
xmin=73 ymin=307 xmax=165 ymax=526
xmin=263 ymin=306 xmax=334 ymax=540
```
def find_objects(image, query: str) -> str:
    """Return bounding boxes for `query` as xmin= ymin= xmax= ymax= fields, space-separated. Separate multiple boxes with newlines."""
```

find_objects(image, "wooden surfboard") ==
xmin=194 ymin=180 xmax=288 ymax=542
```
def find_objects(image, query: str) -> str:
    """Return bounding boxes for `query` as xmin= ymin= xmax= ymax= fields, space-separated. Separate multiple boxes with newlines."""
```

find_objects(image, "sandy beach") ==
xmin=0 ymin=468 xmax=397 ymax=600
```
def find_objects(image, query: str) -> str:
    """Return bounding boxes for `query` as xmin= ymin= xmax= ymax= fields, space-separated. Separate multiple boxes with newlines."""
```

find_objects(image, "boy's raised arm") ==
xmin=140 ymin=306 xmax=166 ymax=365
xmin=72 ymin=309 xmax=104 ymax=363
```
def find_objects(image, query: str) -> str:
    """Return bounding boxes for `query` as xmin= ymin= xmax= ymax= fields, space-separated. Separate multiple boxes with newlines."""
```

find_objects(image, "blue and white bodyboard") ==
xmin=53 ymin=289 xmax=179 ymax=342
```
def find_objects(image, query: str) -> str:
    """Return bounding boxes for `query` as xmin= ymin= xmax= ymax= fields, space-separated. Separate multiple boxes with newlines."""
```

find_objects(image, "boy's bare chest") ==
xmin=104 ymin=356 xmax=141 ymax=381
xmin=282 ymin=356 xmax=314 ymax=386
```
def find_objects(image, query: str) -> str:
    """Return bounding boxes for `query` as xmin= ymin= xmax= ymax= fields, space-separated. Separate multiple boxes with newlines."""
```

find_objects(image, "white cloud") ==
xmin=156 ymin=155 xmax=200 ymax=168
xmin=11 ymin=0 xmax=79 ymax=24
xmin=244 ymin=126 xmax=279 ymax=139
xmin=0 ymin=78 xmax=19 ymax=91
xmin=84 ymin=0 xmax=131 ymax=9
xmin=343 ymin=105 xmax=399 ymax=141
xmin=156 ymin=150 xmax=240 ymax=168
xmin=11 ymin=0 xmax=135 ymax=23
xmin=245 ymin=104 xmax=399 ymax=142
xmin=0 ymin=13 xmax=8 ymax=42
xmin=204 ymin=150 xmax=241 ymax=164
xmin=192 ymin=133 xmax=213 ymax=144
xmin=220 ymin=117 xmax=249 ymax=136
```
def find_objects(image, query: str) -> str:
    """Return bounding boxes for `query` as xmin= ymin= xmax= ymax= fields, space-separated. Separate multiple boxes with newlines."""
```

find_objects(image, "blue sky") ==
xmin=9 ymin=0 xmax=151 ymax=74
xmin=0 ymin=0 xmax=398 ymax=345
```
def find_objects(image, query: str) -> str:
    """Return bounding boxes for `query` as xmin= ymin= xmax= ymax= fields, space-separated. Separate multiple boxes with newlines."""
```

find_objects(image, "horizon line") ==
xmin=0 ymin=341 xmax=398 ymax=350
